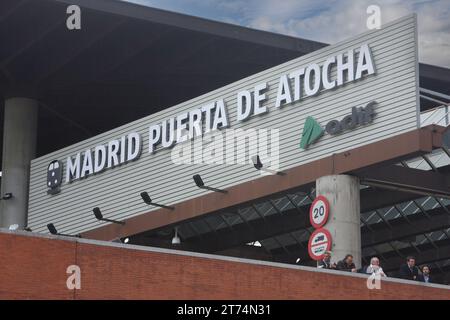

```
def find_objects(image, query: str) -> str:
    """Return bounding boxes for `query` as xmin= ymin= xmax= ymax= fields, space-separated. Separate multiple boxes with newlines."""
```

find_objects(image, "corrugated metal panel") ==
xmin=28 ymin=15 xmax=419 ymax=234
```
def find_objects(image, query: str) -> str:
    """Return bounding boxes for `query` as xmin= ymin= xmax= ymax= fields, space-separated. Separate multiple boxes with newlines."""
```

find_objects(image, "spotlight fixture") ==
xmin=192 ymin=174 xmax=227 ymax=193
xmin=252 ymin=155 xmax=263 ymax=170
xmin=93 ymin=207 xmax=125 ymax=225
xmin=1 ymin=193 xmax=13 ymax=200
xmin=46 ymin=223 xmax=81 ymax=238
xmin=47 ymin=223 xmax=58 ymax=235
xmin=140 ymin=192 xmax=174 ymax=210
xmin=251 ymin=155 xmax=285 ymax=175
xmin=295 ymin=258 xmax=301 ymax=264
xmin=112 ymin=237 xmax=131 ymax=244
xmin=172 ymin=227 xmax=181 ymax=245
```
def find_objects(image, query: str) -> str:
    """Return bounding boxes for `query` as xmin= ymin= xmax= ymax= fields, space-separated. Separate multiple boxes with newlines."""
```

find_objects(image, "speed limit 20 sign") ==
xmin=309 ymin=195 xmax=330 ymax=228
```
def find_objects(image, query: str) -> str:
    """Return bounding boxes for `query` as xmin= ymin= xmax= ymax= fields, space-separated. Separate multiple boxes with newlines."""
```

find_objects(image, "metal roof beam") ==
xmin=356 ymin=164 xmax=450 ymax=198
xmin=270 ymin=206 xmax=450 ymax=261
xmin=184 ymin=189 xmax=437 ymax=253
xmin=186 ymin=208 xmax=308 ymax=253
xmin=359 ymin=188 xmax=419 ymax=212
xmin=99 ymin=168 xmax=450 ymax=257
xmin=53 ymin=0 xmax=326 ymax=53
xmin=370 ymin=240 xmax=450 ymax=272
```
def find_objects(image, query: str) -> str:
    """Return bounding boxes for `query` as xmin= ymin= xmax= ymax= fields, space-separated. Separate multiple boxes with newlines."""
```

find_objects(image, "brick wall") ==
xmin=1 ymin=231 xmax=449 ymax=300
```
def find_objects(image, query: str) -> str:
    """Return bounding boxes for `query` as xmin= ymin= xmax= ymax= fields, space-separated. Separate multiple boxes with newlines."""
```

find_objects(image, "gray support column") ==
xmin=0 ymin=97 xmax=38 ymax=229
xmin=316 ymin=174 xmax=361 ymax=267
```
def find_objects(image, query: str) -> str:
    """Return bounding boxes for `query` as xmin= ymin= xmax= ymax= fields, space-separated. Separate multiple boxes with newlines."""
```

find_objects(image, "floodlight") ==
xmin=1 ymin=193 xmax=13 ymax=200
xmin=140 ymin=192 xmax=174 ymax=210
xmin=251 ymin=155 xmax=285 ymax=175
xmin=172 ymin=227 xmax=181 ymax=245
xmin=47 ymin=223 xmax=81 ymax=238
xmin=251 ymin=155 xmax=263 ymax=170
xmin=93 ymin=207 xmax=125 ymax=225
xmin=192 ymin=174 xmax=227 ymax=193
xmin=47 ymin=223 xmax=58 ymax=235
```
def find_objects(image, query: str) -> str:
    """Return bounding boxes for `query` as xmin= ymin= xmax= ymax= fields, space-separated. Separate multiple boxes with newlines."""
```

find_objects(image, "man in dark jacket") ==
xmin=317 ymin=251 xmax=336 ymax=269
xmin=418 ymin=265 xmax=433 ymax=283
xmin=336 ymin=254 xmax=357 ymax=272
xmin=398 ymin=256 xmax=420 ymax=281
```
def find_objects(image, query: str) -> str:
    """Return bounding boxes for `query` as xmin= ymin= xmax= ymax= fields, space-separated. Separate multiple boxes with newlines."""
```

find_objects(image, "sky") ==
xmin=125 ymin=0 xmax=450 ymax=68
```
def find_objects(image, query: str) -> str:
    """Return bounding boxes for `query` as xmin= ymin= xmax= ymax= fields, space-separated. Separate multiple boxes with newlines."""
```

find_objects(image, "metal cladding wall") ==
xmin=28 ymin=15 xmax=419 ymax=235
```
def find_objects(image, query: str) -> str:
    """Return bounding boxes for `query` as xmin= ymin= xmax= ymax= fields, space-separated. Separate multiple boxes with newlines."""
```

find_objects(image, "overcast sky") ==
xmin=125 ymin=0 xmax=450 ymax=68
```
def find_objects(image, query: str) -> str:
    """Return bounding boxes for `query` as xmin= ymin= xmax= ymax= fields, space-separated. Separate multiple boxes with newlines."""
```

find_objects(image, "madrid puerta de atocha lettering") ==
xmin=46 ymin=43 xmax=376 ymax=194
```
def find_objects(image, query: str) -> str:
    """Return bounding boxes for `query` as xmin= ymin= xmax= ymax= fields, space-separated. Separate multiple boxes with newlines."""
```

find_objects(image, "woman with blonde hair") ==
xmin=365 ymin=257 xmax=387 ymax=277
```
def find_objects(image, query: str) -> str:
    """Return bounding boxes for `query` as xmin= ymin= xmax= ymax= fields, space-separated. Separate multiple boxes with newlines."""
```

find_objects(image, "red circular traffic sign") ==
xmin=309 ymin=195 xmax=330 ymax=229
xmin=308 ymin=228 xmax=332 ymax=261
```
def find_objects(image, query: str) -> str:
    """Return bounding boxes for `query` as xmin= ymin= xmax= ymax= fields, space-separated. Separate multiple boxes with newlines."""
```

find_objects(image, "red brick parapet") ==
xmin=1 ymin=230 xmax=449 ymax=300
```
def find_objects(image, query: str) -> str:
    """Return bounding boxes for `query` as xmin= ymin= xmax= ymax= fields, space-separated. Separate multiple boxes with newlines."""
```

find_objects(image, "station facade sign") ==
xmin=29 ymin=15 xmax=420 ymax=235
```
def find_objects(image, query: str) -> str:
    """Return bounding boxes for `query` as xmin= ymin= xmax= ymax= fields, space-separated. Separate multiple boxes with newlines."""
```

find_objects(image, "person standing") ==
xmin=365 ymin=257 xmax=387 ymax=277
xmin=418 ymin=265 xmax=433 ymax=283
xmin=336 ymin=254 xmax=357 ymax=272
xmin=317 ymin=251 xmax=336 ymax=269
xmin=398 ymin=256 xmax=420 ymax=281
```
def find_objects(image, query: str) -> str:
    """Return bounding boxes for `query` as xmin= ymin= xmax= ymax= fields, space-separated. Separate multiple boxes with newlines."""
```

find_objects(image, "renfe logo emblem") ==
xmin=300 ymin=101 xmax=377 ymax=149
xmin=47 ymin=160 xmax=63 ymax=194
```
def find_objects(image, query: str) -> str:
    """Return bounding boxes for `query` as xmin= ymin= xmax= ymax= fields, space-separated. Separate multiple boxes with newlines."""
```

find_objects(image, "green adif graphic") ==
xmin=300 ymin=101 xmax=377 ymax=149
xmin=300 ymin=117 xmax=324 ymax=149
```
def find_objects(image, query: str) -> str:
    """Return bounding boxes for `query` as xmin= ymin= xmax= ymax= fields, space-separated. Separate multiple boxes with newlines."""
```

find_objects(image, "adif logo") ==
xmin=300 ymin=101 xmax=377 ymax=149
xmin=47 ymin=160 xmax=63 ymax=194
xmin=300 ymin=117 xmax=324 ymax=149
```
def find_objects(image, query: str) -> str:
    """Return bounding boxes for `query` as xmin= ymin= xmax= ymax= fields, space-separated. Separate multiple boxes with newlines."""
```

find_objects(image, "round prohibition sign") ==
xmin=309 ymin=195 xmax=330 ymax=229
xmin=308 ymin=228 xmax=332 ymax=261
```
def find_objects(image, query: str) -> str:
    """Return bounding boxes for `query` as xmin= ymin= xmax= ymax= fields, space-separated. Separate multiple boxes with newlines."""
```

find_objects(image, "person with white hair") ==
xmin=365 ymin=257 xmax=387 ymax=277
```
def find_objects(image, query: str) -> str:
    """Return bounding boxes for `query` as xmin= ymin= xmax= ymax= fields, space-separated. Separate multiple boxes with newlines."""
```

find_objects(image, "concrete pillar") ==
xmin=0 ymin=97 xmax=38 ymax=229
xmin=316 ymin=174 xmax=361 ymax=267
